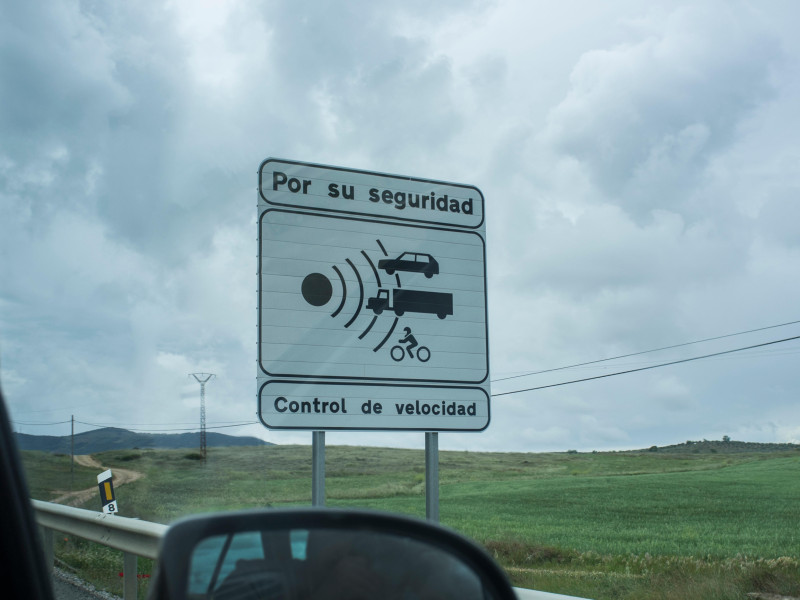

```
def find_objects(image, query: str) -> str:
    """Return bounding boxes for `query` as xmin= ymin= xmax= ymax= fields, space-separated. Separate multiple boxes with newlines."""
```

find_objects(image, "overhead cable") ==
xmin=71 ymin=419 xmax=252 ymax=428
xmin=491 ymin=318 xmax=800 ymax=383
xmin=11 ymin=401 xmax=110 ymax=415
xmin=74 ymin=420 xmax=259 ymax=433
xmin=492 ymin=334 xmax=800 ymax=397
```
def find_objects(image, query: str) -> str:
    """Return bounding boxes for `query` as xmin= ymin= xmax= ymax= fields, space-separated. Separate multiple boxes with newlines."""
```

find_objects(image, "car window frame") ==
xmin=0 ymin=386 xmax=56 ymax=600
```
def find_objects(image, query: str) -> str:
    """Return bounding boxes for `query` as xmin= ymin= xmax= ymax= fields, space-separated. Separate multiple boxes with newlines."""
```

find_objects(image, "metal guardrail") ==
xmin=33 ymin=500 xmax=167 ymax=600
xmin=32 ymin=500 xmax=588 ymax=600
xmin=33 ymin=500 xmax=167 ymax=558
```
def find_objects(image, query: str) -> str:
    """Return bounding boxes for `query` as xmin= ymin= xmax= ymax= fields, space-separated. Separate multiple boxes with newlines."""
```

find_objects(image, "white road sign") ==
xmin=257 ymin=158 xmax=489 ymax=431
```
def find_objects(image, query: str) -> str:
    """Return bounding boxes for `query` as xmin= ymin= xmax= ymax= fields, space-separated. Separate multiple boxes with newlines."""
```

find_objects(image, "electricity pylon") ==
xmin=189 ymin=373 xmax=215 ymax=459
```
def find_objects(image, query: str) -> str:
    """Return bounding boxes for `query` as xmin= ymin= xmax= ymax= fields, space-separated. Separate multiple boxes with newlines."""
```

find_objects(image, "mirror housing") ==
xmin=150 ymin=508 xmax=516 ymax=600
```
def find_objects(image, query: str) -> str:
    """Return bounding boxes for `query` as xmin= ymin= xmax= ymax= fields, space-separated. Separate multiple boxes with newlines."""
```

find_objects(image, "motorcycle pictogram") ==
xmin=391 ymin=327 xmax=430 ymax=363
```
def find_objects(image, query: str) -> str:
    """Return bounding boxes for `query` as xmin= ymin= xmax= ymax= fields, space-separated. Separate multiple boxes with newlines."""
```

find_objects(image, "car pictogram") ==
xmin=378 ymin=252 xmax=439 ymax=278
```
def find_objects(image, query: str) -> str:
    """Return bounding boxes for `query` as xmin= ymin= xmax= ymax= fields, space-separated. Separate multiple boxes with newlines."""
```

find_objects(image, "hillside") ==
xmin=14 ymin=426 xmax=271 ymax=454
xmin=636 ymin=439 xmax=800 ymax=454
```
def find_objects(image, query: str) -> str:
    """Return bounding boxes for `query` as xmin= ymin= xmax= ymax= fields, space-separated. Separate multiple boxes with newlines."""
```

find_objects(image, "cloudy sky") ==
xmin=2 ymin=0 xmax=799 ymax=453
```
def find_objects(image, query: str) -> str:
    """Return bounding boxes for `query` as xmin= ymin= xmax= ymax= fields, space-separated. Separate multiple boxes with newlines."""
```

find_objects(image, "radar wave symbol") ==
xmin=299 ymin=240 xmax=400 ymax=351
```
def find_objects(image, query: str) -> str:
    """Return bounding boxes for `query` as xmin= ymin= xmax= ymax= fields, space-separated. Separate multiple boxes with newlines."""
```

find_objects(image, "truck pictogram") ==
xmin=366 ymin=288 xmax=453 ymax=320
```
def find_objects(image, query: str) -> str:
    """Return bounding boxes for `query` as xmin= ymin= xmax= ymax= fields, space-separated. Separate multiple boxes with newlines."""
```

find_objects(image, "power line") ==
xmin=491 ymin=318 xmax=800 ymax=383
xmin=14 ymin=320 xmax=800 ymax=425
xmin=126 ymin=422 xmax=259 ymax=432
xmin=74 ymin=420 xmax=258 ymax=433
xmin=11 ymin=401 xmax=110 ymax=415
xmin=492 ymin=334 xmax=800 ymax=397
xmin=125 ymin=423 xmax=259 ymax=433
xmin=536 ymin=345 xmax=800 ymax=373
xmin=70 ymin=420 xmax=251 ymax=427
xmin=12 ymin=418 xmax=258 ymax=431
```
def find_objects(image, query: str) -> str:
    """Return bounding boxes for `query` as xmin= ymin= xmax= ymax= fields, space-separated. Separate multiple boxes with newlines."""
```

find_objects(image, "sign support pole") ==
xmin=70 ymin=415 xmax=74 ymax=492
xmin=425 ymin=432 xmax=439 ymax=522
xmin=312 ymin=431 xmax=325 ymax=506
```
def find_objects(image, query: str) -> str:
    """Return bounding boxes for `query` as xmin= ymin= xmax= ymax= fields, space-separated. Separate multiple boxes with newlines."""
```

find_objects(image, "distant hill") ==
xmin=635 ymin=439 xmax=800 ymax=454
xmin=15 ymin=426 xmax=272 ymax=454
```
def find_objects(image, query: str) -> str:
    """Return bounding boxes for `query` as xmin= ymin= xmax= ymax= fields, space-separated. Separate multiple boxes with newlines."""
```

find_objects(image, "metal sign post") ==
xmin=312 ymin=431 xmax=325 ymax=506
xmin=425 ymin=432 xmax=439 ymax=522
xmin=70 ymin=415 xmax=74 ymax=492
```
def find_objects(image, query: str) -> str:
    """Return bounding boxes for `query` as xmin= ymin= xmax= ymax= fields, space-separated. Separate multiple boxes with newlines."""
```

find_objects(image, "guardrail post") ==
xmin=40 ymin=525 xmax=54 ymax=572
xmin=123 ymin=551 xmax=137 ymax=600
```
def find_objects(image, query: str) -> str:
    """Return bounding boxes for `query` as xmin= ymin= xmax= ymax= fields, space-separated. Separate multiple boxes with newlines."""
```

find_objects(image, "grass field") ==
xmin=23 ymin=445 xmax=800 ymax=600
xmin=22 ymin=451 xmax=99 ymax=499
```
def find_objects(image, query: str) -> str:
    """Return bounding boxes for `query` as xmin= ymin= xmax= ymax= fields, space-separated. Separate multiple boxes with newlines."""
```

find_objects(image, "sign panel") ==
xmin=257 ymin=159 xmax=489 ymax=431
xmin=259 ymin=158 xmax=484 ymax=229
xmin=259 ymin=381 xmax=489 ymax=431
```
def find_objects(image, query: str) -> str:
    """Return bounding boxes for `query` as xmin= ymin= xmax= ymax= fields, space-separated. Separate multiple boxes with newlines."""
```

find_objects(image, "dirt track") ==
xmin=50 ymin=455 xmax=144 ymax=507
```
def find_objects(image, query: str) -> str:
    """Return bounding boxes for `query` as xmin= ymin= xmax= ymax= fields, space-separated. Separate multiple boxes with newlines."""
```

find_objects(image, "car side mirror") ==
xmin=150 ymin=508 xmax=516 ymax=600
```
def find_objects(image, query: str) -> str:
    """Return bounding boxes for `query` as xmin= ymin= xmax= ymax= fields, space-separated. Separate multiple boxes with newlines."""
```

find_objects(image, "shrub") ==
xmin=483 ymin=539 xmax=574 ymax=566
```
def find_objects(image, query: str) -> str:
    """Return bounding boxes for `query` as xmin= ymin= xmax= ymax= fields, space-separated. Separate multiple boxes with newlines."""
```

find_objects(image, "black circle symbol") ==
xmin=391 ymin=346 xmax=405 ymax=361
xmin=301 ymin=273 xmax=333 ymax=306
xmin=417 ymin=346 xmax=430 ymax=362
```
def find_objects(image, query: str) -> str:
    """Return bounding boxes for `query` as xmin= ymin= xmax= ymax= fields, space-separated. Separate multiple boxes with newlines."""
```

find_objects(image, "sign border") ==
xmin=258 ymin=379 xmax=491 ymax=432
xmin=258 ymin=208 xmax=490 ymax=385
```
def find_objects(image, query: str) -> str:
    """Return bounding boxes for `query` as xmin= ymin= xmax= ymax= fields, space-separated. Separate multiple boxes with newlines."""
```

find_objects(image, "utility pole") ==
xmin=189 ymin=373 xmax=215 ymax=460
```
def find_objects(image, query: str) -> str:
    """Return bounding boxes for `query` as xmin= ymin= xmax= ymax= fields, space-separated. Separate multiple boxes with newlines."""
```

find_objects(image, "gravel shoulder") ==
xmin=53 ymin=568 xmax=120 ymax=600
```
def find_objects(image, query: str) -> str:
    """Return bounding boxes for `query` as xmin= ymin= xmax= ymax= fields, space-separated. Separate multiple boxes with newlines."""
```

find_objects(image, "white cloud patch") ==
xmin=538 ymin=2 xmax=779 ymax=221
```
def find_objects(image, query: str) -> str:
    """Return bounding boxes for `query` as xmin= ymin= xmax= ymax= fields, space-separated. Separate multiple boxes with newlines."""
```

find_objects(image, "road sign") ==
xmin=257 ymin=158 xmax=489 ymax=431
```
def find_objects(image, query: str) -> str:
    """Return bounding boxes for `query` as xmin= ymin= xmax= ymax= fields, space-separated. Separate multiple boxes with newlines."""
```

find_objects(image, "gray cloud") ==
xmin=2 ymin=0 xmax=799 ymax=452
xmin=539 ymin=3 xmax=780 ymax=221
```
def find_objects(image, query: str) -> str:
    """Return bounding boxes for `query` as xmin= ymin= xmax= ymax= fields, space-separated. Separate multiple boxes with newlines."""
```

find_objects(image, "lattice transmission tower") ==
xmin=189 ymin=373 xmax=215 ymax=459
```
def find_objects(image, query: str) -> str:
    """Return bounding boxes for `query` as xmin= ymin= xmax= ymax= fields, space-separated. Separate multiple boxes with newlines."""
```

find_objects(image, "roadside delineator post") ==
xmin=97 ymin=469 xmax=117 ymax=515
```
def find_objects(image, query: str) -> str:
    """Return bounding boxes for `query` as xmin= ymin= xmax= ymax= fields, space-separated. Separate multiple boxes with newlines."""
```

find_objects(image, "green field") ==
xmin=22 ymin=451 xmax=99 ymax=499
xmin=23 ymin=445 xmax=800 ymax=600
